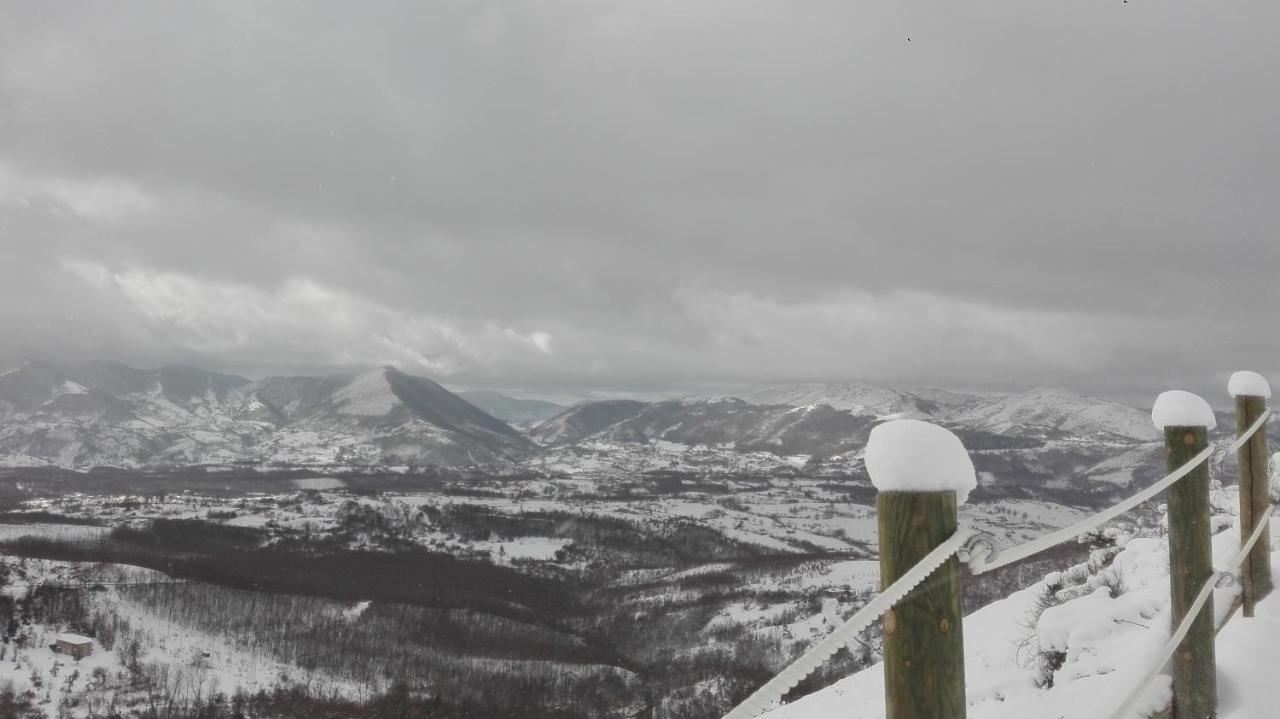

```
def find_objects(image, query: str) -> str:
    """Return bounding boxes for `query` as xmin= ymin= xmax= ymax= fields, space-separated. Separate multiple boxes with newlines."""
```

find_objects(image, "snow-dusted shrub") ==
xmin=1023 ymin=544 xmax=1130 ymax=687
xmin=1026 ymin=536 xmax=1173 ymax=695
xmin=1023 ymin=574 xmax=1067 ymax=687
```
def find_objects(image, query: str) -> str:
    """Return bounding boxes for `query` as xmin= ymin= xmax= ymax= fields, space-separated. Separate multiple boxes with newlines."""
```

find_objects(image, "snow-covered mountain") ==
xmin=732 ymin=382 xmax=978 ymax=420
xmin=0 ymin=361 xmax=531 ymax=468
xmin=722 ymin=382 xmax=1159 ymax=442
xmin=531 ymin=399 xmax=651 ymax=446
xmin=552 ymin=383 xmax=1160 ymax=451
xmin=950 ymin=386 xmax=1159 ymax=442
xmin=0 ymin=361 xmax=1162 ymax=474
xmin=534 ymin=397 xmax=876 ymax=457
xmin=524 ymin=384 xmax=1165 ymax=502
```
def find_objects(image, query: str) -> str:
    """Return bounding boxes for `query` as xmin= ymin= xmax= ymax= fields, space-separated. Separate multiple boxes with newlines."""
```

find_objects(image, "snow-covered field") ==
xmin=0 ymin=523 xmax=110 ymax=543
xmin=8 ymin=472 xmax=1096 ymax=590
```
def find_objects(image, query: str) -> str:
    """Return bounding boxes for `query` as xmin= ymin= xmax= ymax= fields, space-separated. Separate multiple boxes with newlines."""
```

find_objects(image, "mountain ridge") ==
xmin=0 ymin=360 xmax=531 ymax=468
xmin=0 ymin=361 xmax=1164 ymax=471
xmin=456 ymin=390 xmax=564 ymax=425
xmin=691 ymin=381 xmax=1158 ymax=442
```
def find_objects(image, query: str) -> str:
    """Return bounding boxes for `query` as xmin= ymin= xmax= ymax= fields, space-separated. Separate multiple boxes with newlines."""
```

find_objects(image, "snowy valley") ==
xmin=0 ymin=360 xmax=1249 ymax=718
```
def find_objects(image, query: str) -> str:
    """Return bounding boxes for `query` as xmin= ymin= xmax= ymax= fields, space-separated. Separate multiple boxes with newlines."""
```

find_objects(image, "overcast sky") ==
xmin=1 ymin=1 xmax=1277 ymax=404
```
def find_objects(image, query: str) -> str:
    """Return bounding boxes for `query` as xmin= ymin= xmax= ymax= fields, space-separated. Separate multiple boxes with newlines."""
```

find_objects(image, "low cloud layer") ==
xmin=2 ymin=1 xmax=1278 ymax=403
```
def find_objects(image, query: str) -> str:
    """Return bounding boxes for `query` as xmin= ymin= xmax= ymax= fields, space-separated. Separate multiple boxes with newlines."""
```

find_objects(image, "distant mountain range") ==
xmin=0 ymin=361 xmax=530 ymax=468
xmin=455 ymin=390 xmax=563 ymax=426
xmin=732 ymin=382 xmax=975 ymax=421
xmin=532 ymin=397 xmax=877 ymax=458
xmin=719 ymin=382 xmax=1160 ymax=442
xmin=0 ymin=360 xmax=1164 ymax=473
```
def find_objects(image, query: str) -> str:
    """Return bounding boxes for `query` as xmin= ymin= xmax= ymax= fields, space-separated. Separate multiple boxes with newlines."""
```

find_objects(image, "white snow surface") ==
xmin=1151 ymin=390 xmax=1217 ymax=430
xmin=864 ymin=419 xmax=975 ymax=503
xmin=1227 ymin=371 xmax=1272 ymax=399
xmin=1216 ymin=580 xmax=1280 ymax=718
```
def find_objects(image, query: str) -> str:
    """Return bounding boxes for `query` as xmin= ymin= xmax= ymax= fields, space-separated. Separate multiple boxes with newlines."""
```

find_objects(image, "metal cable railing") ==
xmin=723 ymin=407 xmax=1273 ymax=719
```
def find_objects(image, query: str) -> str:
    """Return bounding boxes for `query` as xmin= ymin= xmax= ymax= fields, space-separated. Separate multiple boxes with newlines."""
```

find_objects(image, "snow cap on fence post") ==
xmin=1228 ymin=371 xmax=1272 ymax=399
xmin=865 ymin=419 xmax=976 ymax=504
xmin=1151 ymin=390 xmax=1217 ymax=430
xmin=870 ymin=418 xmax=972 ymax=718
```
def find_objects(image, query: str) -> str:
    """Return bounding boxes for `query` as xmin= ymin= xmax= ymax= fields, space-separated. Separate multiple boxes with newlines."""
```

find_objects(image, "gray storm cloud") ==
xmin=1 ymin=1 xmax=1278 ymax=402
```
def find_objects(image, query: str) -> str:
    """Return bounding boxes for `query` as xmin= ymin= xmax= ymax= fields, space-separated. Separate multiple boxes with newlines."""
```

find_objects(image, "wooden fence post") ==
xmin=1165 ymin=424 xmax=1216 ymax=719
xmin=1234 ymin=391 xmax=1272 ymax=616
xmin=878 ymin=491 xmax=966 ymax=719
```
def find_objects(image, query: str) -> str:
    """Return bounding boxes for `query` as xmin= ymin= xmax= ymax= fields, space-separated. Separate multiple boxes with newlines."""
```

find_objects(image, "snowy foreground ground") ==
xmin=765 ymin=514 xmax=1280 ymax=719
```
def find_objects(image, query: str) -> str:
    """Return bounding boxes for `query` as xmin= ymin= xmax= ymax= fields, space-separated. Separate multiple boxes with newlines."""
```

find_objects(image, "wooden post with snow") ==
xmin=1153 ymin=391 xmax=1217 ymax=719
xmin=1230 ymin=371 xmax=1273 ymax=617
xmin=868 ymin=420 xmax=971 ymax=719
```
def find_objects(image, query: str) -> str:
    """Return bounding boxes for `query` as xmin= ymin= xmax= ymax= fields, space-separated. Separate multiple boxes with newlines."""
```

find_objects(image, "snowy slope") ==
xmin=762 ymin=517 xmax=1274 ymax=719
xmin=0 ymin=555 xmax=369 ymax=711
xmin=530 ymin=399 xmax=650 ymax=445
xmin=1215 ymin=583 xmax=1280 ymax=718
xmin=951 ymin=386 xmax=1160 ymax=442
xmin=717 ymin=383 xmax=1158 ymax=442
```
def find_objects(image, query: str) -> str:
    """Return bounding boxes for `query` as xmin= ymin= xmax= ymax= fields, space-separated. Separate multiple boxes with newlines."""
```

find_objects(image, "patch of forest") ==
xmin=145 ymin=683 xmax=634 ymax=719
xmin=0 ymin=520 xmax=571 ymax=622
xmin=120 ymin=582 xmax=640 ymax=716
xmin=426 ymin=504 xmax=776 ymax=572
xmin=0 ymin=560 xmax=640 ymax=719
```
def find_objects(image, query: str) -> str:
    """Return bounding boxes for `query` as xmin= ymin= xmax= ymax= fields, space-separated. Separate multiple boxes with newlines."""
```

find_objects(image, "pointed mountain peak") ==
xmin=334 ymin=368 xmax=401 ymax=416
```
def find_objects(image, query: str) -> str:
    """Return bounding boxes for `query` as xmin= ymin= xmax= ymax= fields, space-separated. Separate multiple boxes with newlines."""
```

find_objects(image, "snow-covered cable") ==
xmin=1223 ymin=408 xmax=1273 ymax=456
xmin=721 ymin=528 xmax=976 ymax=719
xmin=1107 ymin=504 xmax=1274 ymax=719
xmin=1222 ymin=503 xmax=1275 ymax=579
xmin=1107 ymin=571 xmax=1219 ymax=719
xmin=970 ymin=445 xmax=1212 ymax=574
xmin=970 ymin=410 xmax=1270 ymax=575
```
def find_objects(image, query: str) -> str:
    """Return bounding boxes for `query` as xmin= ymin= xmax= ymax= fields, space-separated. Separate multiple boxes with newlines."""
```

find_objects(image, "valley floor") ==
xmin=0 ymin=474 xmax=1107 ymax=718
